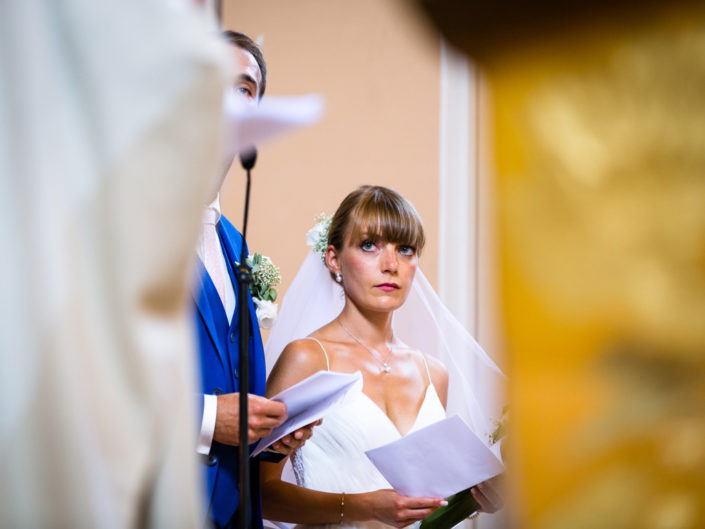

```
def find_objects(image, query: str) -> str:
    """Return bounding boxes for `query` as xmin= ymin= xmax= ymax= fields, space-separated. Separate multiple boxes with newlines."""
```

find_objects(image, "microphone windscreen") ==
xmin=239 ymin=148 xmax=257 ymax=170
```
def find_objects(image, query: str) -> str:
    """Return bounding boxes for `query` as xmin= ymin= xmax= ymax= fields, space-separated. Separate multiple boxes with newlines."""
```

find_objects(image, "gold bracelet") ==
xmin=339 ymin=492 xmax=345 ymax=523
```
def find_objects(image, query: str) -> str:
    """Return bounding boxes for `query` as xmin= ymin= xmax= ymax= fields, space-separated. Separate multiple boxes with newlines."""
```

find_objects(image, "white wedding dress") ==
xmin=290 ymin=338 xmax=446 ymax=529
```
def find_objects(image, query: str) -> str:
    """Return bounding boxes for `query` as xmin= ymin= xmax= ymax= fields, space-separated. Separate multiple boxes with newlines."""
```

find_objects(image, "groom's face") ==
xmin=229 ymin=44 xmax=262 ymax=106
xmin=216 ymin=44 xmax=264 ymax=191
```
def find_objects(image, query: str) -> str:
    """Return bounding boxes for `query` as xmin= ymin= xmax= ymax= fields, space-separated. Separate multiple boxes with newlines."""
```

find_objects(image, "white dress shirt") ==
xmin=195 ymin=194 xmax=236 ymax=455
xmin=196 ymin=194 xmax=236 ymax=322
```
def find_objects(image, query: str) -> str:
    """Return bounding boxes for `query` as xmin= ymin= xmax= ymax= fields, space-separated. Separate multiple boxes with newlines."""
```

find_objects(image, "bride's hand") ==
xmin=361 ymin=489 xmax=447 ymax=528
xmin=471 ymin=478 xmax=503 ymax=513
xmin=269 ymin=419 xmax=322 ymax=455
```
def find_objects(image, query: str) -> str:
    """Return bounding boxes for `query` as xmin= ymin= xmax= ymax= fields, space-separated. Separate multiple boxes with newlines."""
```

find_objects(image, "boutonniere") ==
xmin=246 ymin=253 xmax=281 ymax=329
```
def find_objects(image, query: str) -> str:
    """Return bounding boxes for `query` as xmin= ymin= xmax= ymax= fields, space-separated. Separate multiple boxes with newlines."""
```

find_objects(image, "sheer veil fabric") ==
xmin=265 ymin=250 xmax=506 ymax=445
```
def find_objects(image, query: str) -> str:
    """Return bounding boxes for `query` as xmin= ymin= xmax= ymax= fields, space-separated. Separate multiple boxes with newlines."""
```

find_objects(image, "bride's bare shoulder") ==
xmin=266 ymin=332 xmax=333 ymax=396
xmin=281 ymin=337 xmax=330 ymax=367
xmin=271 ymin=338 xmax=324 ymax=373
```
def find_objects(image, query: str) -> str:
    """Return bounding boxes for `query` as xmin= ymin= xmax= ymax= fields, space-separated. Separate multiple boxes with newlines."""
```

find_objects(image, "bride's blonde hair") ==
xmin=328 ymin=185 xmax=425 ymax=255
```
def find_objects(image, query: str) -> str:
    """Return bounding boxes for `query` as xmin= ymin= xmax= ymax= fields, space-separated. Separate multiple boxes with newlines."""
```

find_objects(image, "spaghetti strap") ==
xmin=420 ymin=353 xmax=433 ymax=386
xmin=301 ymin=337 xmax=331 ymax=371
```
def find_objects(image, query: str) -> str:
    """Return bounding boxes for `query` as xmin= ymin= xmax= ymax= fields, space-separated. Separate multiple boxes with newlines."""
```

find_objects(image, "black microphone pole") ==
xmin=238 ymin=147 xmax=257 ymax=529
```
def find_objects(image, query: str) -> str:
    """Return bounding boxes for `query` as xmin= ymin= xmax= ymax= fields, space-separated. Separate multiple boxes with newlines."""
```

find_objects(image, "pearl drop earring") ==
xmin=335 ymin=272 xmax=343 ymax=284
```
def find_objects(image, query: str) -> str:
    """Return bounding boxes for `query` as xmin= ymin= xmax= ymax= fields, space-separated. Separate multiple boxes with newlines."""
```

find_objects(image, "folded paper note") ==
xmin=252 ymin=370 xmax=362 ymax=457
xmin=223 ymin=93 xmax=325 ymax=155
xmin=365 ymin=414 xmax=504 ymax=498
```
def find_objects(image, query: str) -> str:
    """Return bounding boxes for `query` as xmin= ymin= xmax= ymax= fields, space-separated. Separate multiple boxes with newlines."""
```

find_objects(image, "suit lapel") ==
xmin=218 ymin=221 xmax=243 ymax=325
xmin=192 ymin=259 xmax=228 ymax=367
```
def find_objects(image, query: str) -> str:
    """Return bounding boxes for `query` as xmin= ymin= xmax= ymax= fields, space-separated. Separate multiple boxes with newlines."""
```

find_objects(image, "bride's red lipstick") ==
xmin=375 ymin=283 xmax=400 ymax=291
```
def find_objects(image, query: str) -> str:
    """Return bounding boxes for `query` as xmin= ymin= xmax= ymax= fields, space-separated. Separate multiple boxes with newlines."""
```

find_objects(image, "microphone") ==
xmin=239 ymin=148 xmax=257 ymax=171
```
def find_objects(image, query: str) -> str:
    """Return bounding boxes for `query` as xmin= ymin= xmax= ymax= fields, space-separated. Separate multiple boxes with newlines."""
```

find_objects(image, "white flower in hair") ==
xmin=306 ymin=213 xmax=332 ymax=264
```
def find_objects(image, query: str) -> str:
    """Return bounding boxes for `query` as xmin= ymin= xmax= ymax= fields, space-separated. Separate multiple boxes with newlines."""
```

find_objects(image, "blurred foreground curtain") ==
xmin=0 ymin=1 xmax=226 ymax=527
xmin=418 ymin=1 xmax=705 ymax=528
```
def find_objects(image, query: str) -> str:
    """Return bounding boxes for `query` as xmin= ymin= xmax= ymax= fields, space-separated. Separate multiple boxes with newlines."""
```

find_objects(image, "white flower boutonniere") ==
xmin=252 ymin=298 xmax=278 ymax=330
xmin=306 ymin=213 xmax=332 ymax=264
xmin=246 ymin=253 xmax=281 ymax=329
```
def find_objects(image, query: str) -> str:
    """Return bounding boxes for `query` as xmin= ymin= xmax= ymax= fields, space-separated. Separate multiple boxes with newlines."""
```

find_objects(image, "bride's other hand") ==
xmin=359 ymin=489 xmax=447 ymax=528
xmin=270 ymin=419 xmax=323 ymax=455
xmin=471 ymin=478 xmax=503 ymax=513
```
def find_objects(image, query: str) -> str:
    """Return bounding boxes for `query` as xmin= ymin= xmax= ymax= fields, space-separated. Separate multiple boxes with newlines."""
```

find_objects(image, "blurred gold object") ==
xmin=418 ymin=2 xmax=705 ymax=527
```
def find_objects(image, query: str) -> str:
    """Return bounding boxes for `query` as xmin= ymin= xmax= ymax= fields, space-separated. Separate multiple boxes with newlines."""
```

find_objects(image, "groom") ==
xmin=194 ymin=31 xmax=313 ymax=529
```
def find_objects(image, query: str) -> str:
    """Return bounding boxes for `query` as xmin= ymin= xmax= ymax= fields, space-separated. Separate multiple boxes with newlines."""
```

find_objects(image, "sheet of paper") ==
xmin=365 ymin=415 xmax=504 ymax=498
xmin=223 ymin=93 xmax=325 ymax=154
xmin=252 ymin=370 xmax=362 ymax=457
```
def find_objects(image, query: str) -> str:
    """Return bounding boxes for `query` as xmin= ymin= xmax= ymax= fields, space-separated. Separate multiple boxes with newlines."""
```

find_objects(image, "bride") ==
xmin=261 ymin=186 xmax=503 ymax=528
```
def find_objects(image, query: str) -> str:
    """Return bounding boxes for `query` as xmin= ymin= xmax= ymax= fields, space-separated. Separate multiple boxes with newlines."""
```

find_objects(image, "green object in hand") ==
xmin=420 ymin=487 xmax=480 ymax=529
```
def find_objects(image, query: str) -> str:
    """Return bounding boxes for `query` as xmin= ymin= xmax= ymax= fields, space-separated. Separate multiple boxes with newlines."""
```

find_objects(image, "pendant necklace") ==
xmin=337 ymin=319 xmax=393 ymax=374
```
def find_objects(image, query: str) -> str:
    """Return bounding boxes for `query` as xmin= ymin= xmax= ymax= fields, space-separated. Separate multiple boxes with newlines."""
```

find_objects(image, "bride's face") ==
xmin=331 ymin=236 xmax=418 ymax=313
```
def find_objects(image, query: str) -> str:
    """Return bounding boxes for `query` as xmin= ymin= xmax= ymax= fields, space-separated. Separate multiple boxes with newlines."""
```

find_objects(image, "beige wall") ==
xmin=221 ymin=0 xmax=442 ymax=308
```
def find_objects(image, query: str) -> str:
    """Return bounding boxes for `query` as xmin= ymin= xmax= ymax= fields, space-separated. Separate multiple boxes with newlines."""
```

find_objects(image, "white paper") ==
xmin=365 ymin=415 xmax=504 ymax=498
xmin=252 ymin=370 xmax=362 ymax=457
xmin=224 ymin=93 xmax=325 ymax=154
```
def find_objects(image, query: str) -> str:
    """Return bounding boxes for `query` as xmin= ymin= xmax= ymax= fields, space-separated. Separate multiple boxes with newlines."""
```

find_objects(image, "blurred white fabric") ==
xmin=0 ymin=1 xmax=227 ymax=527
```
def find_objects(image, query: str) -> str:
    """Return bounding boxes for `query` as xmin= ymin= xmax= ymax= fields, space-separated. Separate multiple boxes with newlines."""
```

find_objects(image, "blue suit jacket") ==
xmin=193 ymin=215 xmax=267 ymax=529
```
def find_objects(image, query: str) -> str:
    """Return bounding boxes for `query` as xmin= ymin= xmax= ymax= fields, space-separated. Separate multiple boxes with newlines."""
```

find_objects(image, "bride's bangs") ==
xmin=347 ymin=192 xmax=425 ymax=253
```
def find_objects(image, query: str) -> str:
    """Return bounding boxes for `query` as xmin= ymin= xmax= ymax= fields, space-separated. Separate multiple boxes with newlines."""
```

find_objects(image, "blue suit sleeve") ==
xmin=257 ymin=451 xmax=286 ymax=463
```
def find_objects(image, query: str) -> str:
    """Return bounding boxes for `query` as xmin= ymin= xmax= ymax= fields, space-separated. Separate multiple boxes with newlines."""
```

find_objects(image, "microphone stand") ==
xmin=238 ymin=147 xmax=257 ymax=529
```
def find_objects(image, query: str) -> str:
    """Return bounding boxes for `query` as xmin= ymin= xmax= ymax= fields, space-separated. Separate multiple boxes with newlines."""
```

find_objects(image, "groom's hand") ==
xmin=213 ymin=393 xmax=287 ymax=446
